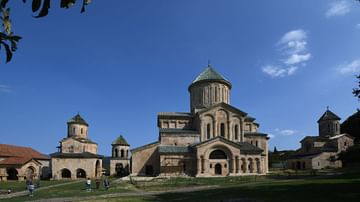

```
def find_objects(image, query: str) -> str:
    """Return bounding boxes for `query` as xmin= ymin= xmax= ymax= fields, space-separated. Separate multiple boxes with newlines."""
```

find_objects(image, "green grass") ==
xmin=0 ymin=180 xmax=68 ymax=193
xmin=1 ymin=179 xmax=135 ymax=202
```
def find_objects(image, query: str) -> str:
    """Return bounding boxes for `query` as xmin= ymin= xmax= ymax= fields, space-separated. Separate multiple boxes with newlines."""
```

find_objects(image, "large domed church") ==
xmin=131 ymin=65 xmax=269 ymax=177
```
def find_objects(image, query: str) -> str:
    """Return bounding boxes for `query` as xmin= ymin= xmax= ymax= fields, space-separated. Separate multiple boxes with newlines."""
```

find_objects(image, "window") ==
xmin=207 ymin=124 xmax=211 ymax=139
xmin=121 ymin=149 xmax=124 ymax=158
xmin=81 ymin=128 xmax=83 ymax=134
xmin=255 ymin=141 xmax=258 ymax=147
xmin=327 ymin=124 xmax=330 ymax=133
xmin=69 ymin=146 xmax=74 ymax=153
xmin=220 ymin=123 xmax=225 ymax=137
xmin=235 ymin=125 xmax=239 ymax=140
xmin=344 ymin=142 xmax=347 ymax=146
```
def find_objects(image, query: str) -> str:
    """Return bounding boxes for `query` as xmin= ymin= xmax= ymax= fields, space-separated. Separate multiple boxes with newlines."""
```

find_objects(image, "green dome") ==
xmin=67 ymin=114 xmax=88 ymax=126
xmin=189 ymin=65 xmax=231 ymax=90
xmin=112 ymin=135 xmax=129 ymax=146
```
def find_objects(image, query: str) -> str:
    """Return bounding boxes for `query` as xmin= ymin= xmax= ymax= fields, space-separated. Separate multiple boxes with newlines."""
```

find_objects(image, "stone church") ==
xmin=287 ymin=109 xmax=354 ymax=169
xmin=50 ymin=114 xmax=103 ymax=179
xmin=131 ymin=65 xmax=269 ymax=177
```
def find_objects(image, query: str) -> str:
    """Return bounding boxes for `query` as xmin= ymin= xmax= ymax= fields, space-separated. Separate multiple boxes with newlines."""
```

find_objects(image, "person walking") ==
xmin=95 ymin=178 xmax=100 ymax=189
xmin=103 ymin=177 xmax=110 ymax=191
xmin=28 ymin=181 xmax=35 ymax=197
xmin=85 ymin=178 xmax=91 ymax=192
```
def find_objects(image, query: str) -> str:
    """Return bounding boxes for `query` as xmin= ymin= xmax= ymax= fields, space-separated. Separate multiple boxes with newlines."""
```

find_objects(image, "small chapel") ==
xmin=131 ymin=65 xmax=269 ymax=177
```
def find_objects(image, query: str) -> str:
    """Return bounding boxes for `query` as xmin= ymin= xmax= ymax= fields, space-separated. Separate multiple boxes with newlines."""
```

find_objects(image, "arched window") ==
xmin=207 ymin=124 xmax=211 ymax=139
xmin=121 ymin=149 xmax=124 ymax=158
xmin=209 ymin=150 xmax=227 ymax=159
xmin=114 ymin=148 xmax=118 ymax=157
xmin=235 ymin=125 xmax=239 ymax=140
xmin=69 ymin=146 xmax=74 ymax=153
xmin=220 ymin=123 xmax=225 ymax=137
xmin=80 ymin=128 xmax=83 ymax=134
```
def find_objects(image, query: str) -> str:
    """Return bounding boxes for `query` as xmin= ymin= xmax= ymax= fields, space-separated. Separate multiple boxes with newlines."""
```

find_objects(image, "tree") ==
xmin=353 ymin=75 xmax=360 ymax=101
xmin=0 ymin=0 xmax=91 ymax=63
xmin=341 ymin=110 xmax=360 ymax=144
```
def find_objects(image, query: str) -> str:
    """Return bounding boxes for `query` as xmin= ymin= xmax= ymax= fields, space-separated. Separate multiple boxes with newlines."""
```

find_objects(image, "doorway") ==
xmin=215 ymin=163 xmax=222 ymax=175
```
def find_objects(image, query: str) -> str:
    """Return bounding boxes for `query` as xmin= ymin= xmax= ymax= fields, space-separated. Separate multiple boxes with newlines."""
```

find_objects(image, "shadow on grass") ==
xmin=147 ymin=178 xmax=360 ymax=202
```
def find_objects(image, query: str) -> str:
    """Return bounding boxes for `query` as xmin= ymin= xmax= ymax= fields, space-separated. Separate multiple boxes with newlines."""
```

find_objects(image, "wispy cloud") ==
xmin=338 ymin=59 xmax=360 ymax=74
xmin=275 ymin=128 xmax=296 ymax=136
xmin=325 ymin=1 xmax=351 ymax=18
xmin=268 ymin=134 xmax=275 ymax=139
xmin=0 ymin=84 xmax=12 ymax=93
xmin=262 ymin=29 xmax=311 ymax=78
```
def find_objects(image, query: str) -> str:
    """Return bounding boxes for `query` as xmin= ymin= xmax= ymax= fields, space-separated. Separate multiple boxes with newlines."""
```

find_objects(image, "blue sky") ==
xmin=0 ymin=0 xmax=359 ymax=155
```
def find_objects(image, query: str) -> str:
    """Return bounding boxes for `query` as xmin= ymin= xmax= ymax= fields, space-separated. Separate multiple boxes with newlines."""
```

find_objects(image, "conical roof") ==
xmin=67 ymin=114 xmax=88 ymax=126
xmin=112 ymin=135 xmax=129 ymax=146
xmin=317 ymin=109 xmax=341 ymax=123
xmin=189 ymin=65 xmax=231 ymax=90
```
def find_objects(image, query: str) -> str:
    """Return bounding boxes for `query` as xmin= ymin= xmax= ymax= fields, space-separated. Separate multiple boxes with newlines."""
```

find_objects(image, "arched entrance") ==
xmin=95 ymin=160 xmax=101 ymax=177
xmin=215 ymin=163 xmax=222 ymax=175
xmin=61 ymin=168 xmax=71 ymax=178
xmin=26 ymin=166 xmax=35 ymax=180
xmin=76 ymin=169 xmax=86 ymax=178
xmin=209 ymin=150 xmax=227 ymax=159
xmin=6 ymin=168 xmax=18 ymax=180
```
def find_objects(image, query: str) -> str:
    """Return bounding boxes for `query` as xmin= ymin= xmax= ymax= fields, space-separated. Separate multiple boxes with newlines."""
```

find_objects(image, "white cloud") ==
xmin=275 ymin=128 xmax=296 ymax=136
xmin=268 ymin=134 xmax=275 ymax=139
xmin=262 ymin=65 xmax=298 ymax=78
xmin=284 ymin=53 xmax=311 ymax=65
xmin=338 ymin=59 xmax=360 ymax=74
xmin=325 ymin=1 xmax=351 ymax=18
xmin=279 ymin=29 xmax=307 ymax=45
xmin=262 ymin=29 xmax=310 ymax=78
xmin=0 ymin=85 xmax=12 ymax=93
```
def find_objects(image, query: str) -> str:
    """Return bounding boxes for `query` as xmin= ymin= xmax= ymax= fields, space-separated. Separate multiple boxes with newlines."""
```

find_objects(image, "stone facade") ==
xmin=287 ymin=109 xmax=354 ymax=169
xmin=108 ymin=135 xmax=131 ymax=176
xmin=50 ymin=114 xmax=103 ymax=180
xmin=0 ymin=144 xmax=50 ymax=181
xmin=131 ymin=65 xmax=269 ymax=177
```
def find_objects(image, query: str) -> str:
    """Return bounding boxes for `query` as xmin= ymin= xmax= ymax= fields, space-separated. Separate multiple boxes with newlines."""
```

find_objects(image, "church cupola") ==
xmin=112 ymin=135 xmax=130 ymax=158
xmin=188 ymin=64 xmax=232 ymax=113
xmin=67 ymin=113 xmax=89 ymax=139
xmin=317 ymin=107 xmax=341 ymax=138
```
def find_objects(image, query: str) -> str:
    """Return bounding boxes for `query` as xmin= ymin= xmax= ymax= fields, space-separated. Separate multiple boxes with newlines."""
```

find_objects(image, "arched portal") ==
xmin=76 ymin=168 xmax=86 ymax=178
xmin=26 ymin=166 xmax=35 ymax=180
xmin=215 ymin=163 xmax=222 ymax=175
xmin=6 ymin=168 xmax=18 ymax=180
xmin=61 ymin=168 xmax=71 ymax=178
xmin=95 ymin=160 xmax=101 ymax=177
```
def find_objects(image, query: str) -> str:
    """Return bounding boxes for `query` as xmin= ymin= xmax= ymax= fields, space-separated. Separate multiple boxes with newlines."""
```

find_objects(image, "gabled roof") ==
xmin=67 ymin=113 xmax=88 ymax=126
xmin=192 ymin=136 xmax=263 ymax=154
xmin=112 ymin=135 xmax=129 ymax=146
xmin=60 ymin=137 xmax=97 ymax=145
xmin=317 ymin=109 xmax=341 ymax=123
xmin=300 ymin=136 xmax=329 ymax=143
xmin=196 ymin=102 xmax=248 ymax=117
xmin=131 ymin=141 xmax=160 ymax=153
xmin=158 ymin=112 xmax=192 ymax=117
xmin=189 ymin=66 xmax=232 ymax=90
xmin=0 ymin=144 xmax=49 ymax=166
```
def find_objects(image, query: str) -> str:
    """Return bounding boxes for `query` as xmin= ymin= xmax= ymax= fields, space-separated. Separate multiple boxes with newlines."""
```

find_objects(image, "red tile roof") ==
xmin=0 ymin=144 xmax=49 ymax=166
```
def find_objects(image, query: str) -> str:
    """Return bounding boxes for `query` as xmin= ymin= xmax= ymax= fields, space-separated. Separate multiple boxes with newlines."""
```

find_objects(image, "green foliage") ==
xmin=341 ymin=110 xmax=360 ymax=143
xmin=353 ymin=75 xmax=360 ymax=100
xmin=0 ymin=0 xmax=92 ymax=63
xmin=339 ymin=144 xmax=360 ymax=165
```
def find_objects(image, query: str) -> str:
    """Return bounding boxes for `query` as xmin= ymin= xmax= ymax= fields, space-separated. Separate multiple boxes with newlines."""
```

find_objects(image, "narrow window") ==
xmin=81 ymin=128 xmax=83 ymax=134
xmin=255 ymin=141 xmax=258 ymax=147
xmin=220 ymin=123 xmax=225 ymax=137
xmin=121 ymin=149 xmax=124 ymax=158
xmin=207 ymin=124 xmax=211 ymax=139
xmin=235 ymin=125 xmax=239 ymax=140
xmin=327 ymin=124 xmax=330 ymax=133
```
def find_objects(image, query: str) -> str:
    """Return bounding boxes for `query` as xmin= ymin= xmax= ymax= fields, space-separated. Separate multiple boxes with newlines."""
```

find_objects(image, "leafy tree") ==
xmin=338 ymin=144 xmax=360 ymax=166
xmin=353 ymin=75 xmax=360 ymax=100
xmin=341 ymin=110 xmax=360 ymax=144
xmin=0 ymin=0 xmax=91 ymax=63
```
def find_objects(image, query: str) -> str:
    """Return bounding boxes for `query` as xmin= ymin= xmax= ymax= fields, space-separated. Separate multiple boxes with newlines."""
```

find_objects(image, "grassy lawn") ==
xmin=0 ymin=179 xmax=68 ymax=193
xmin=2 ymin=169 xmax=360 ymax=202
xmin=1 ymin=179 xmax=135 ymax=202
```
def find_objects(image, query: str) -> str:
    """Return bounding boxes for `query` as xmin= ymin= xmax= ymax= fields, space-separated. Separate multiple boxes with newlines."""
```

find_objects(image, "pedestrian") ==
xmin=28 ymin=181 xmax=35 ymax=197
xmin=7 ymin=188 xmax=12 ymax=194
xmin=103 ymin=177 xmax=110 ymax=191
xmin=95 ymin=178 xmax=100 ymax=189
xmin=85 ymin=178 xmax=91 ymax=192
